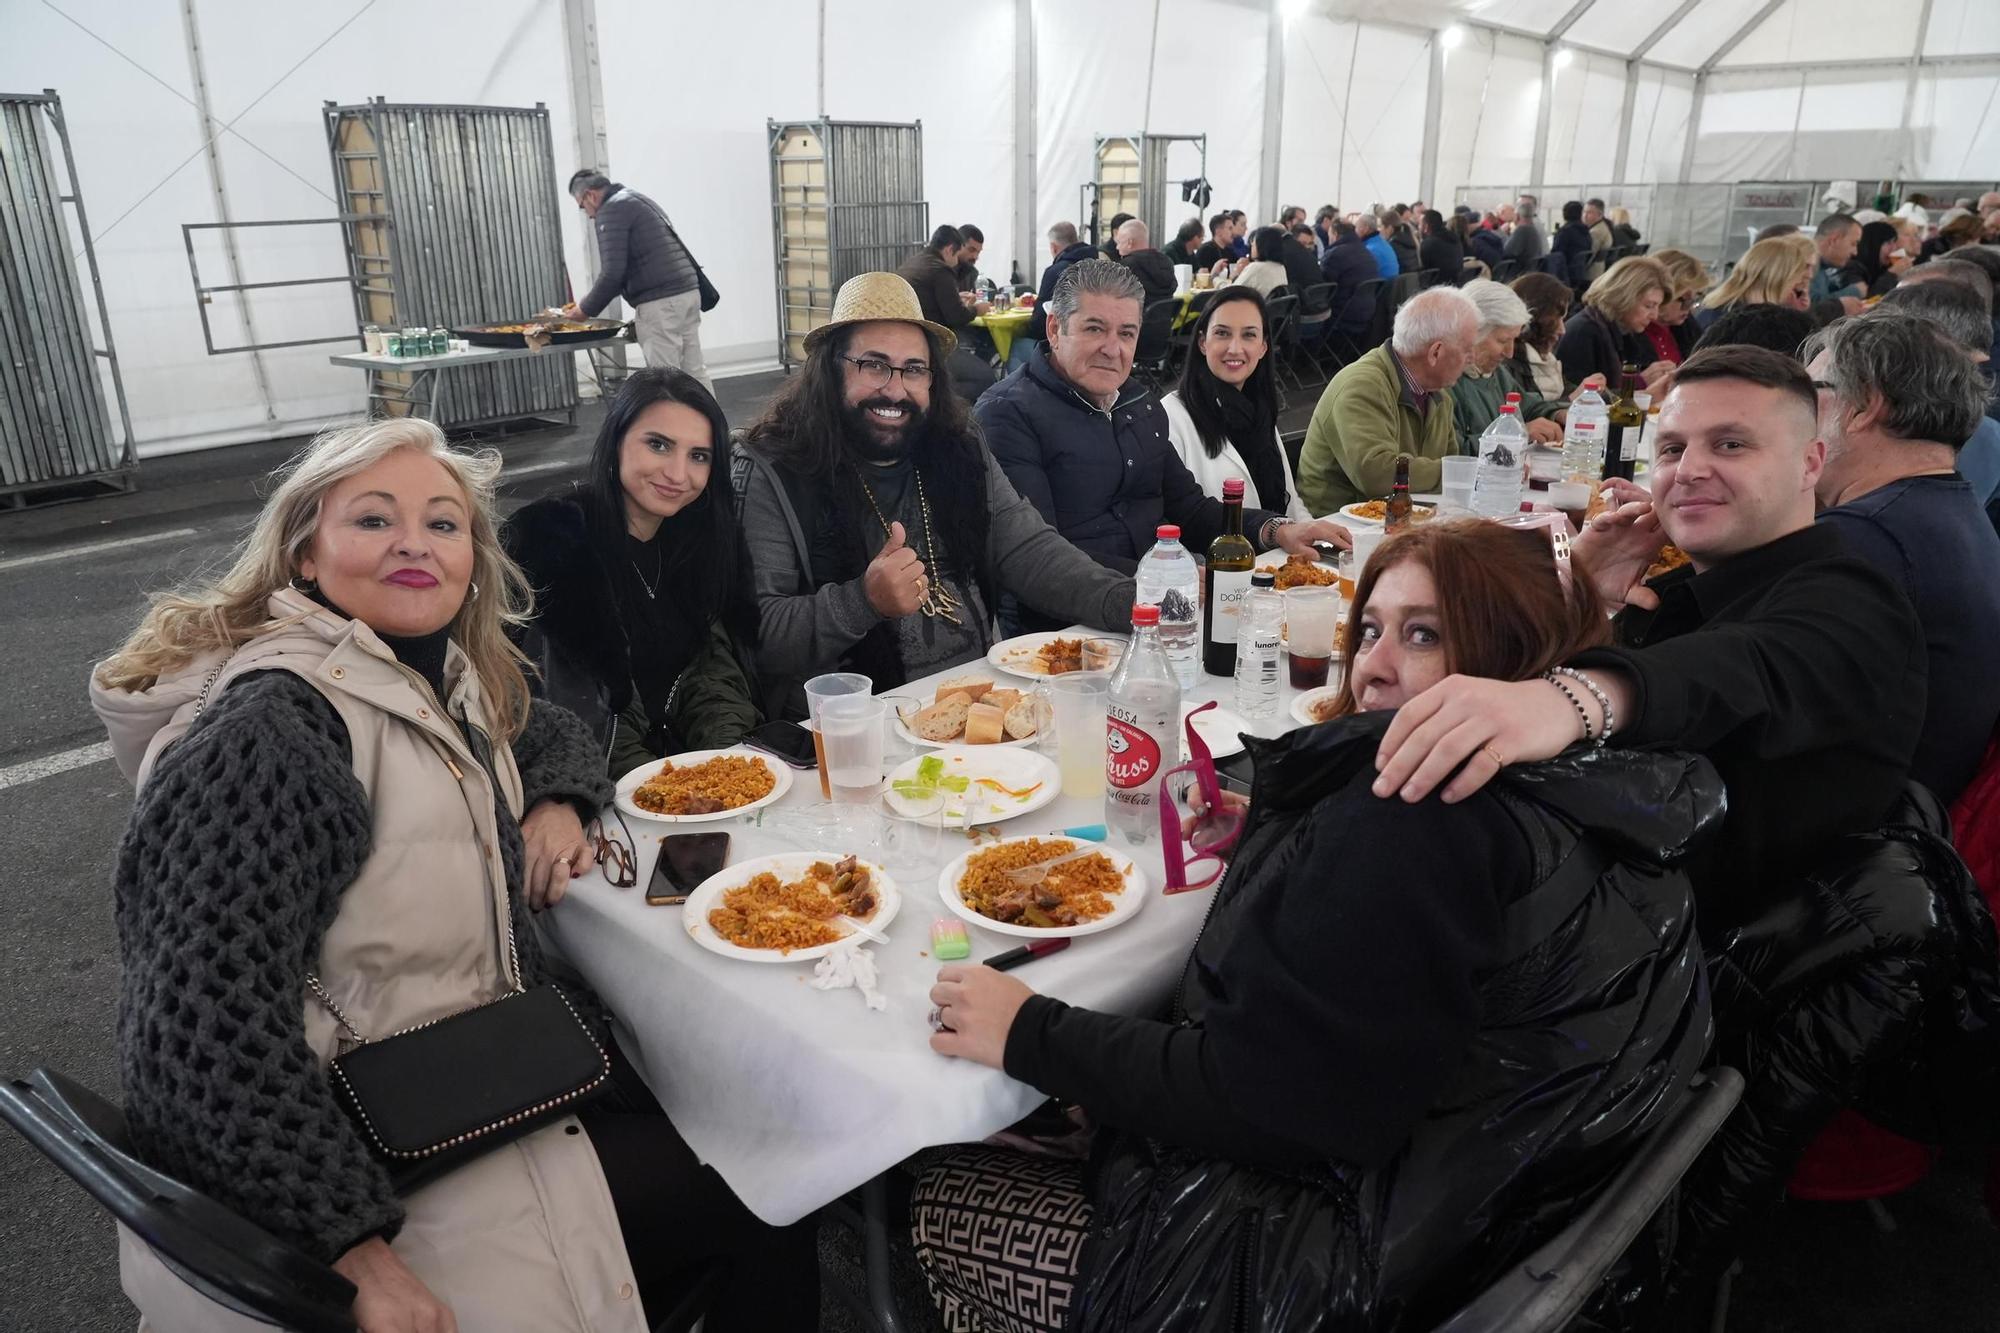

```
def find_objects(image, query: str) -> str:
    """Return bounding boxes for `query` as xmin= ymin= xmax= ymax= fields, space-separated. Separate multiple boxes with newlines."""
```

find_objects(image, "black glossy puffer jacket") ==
xmin=1069 ymin=714 xmax=1723 ymax=1333
xmin=1662 ymin=782 xmax=2000 ymax=1309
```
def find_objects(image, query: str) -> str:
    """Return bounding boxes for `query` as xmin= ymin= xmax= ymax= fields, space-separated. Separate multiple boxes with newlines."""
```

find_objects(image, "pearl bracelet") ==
xmin=1552 ymin=666 xmax=1614 ymax=746
xmin=1542 ymin=671 xmax=1594 ymax=743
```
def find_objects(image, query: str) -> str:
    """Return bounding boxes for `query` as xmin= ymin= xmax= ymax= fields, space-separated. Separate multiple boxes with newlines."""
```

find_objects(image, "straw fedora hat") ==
xmin=802 ymin=271 xmax=958 ymax=355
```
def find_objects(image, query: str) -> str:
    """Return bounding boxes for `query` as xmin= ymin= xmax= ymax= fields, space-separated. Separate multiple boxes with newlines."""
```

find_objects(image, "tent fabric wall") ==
xmin=1910 ymin=60 xmax=2000 ymax=179
xmin=1624 ymin=67 xmax=1697 ymax=185
xmin=1543 ymin=51 xmax=1627 ymax=187
xmin=0 ymin=0 xmax=584 ymax=458
xmin=1433 ymin=28 xmax=1543 ymax=209
xmin=1693 ymin=68 xmax=1912 ymax=183
xmin=1280 ymin=14 xmax=1429 ymax=215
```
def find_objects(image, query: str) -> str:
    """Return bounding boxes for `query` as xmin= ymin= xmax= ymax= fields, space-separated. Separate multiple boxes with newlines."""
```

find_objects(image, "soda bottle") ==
xmin=1105 ymin=603 xmax=1181 ymax=844
xmin=1233 ymin=569 xmax=1283 ymax=720
xmin=1134 ymin=524 xmax=1200 ymax=689
xmin=1471 ymin=403 xmax=1528 ymax=517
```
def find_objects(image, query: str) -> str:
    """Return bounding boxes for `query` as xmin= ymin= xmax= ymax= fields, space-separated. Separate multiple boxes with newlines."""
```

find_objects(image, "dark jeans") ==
xmin=583 ymin=1044 xmax=821 ymax=1331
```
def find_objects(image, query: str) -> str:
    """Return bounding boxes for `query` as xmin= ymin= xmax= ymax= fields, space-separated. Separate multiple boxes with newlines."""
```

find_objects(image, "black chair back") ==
xmin=1138 ymin=296 xmax=1180 ymax=364
xmin=0 ymin=1068 xmax=359 ymax=1332
xmin=1491 ymin=258 xmax=1521 ymax=283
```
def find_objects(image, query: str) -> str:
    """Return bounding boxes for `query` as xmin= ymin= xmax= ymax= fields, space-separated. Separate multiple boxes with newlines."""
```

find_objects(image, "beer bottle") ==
xmin=1385 ymin=455 xmax=1414 ymax=532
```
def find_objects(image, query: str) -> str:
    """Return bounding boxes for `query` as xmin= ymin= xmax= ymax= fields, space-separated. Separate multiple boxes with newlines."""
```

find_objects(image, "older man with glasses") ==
xmin=561 ymin=168 xmax=711 ymax=390
xmin=736 ymin=272 xmax=1136 ymax=716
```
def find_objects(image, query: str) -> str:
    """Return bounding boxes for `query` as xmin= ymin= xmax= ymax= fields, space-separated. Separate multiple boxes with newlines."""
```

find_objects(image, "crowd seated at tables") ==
xmin=64 ymin=176 xmax=2000 ymax=1333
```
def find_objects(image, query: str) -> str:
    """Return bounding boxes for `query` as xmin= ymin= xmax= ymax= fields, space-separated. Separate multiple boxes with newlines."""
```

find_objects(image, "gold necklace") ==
xmin=853 ymin=467 xmax=963 ymax=625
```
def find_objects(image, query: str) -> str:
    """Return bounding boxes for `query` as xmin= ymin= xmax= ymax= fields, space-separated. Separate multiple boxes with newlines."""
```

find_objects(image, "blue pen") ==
xmin=1052 ymin=823 xmax=1108 ymax=842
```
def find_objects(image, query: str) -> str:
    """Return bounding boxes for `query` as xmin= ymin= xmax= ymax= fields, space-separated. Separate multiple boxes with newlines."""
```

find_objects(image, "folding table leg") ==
xmin=862 ymin=1172 xmax=909 ymax=1333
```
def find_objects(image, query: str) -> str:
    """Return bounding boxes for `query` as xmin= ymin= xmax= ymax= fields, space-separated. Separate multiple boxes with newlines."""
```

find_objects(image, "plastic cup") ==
xmin=1350 ymin=525 xmax=1388 ymax=575
xmin=804 ymin=672 xmax=872 ymax=800
xmin=1046 ymin=675 xmax=1109 ymax=799
xmin=817 ymin=694 xmax=887 ymax=805
xmin=1284 ymin=586 xmax=1340 ymax=657
xmin=1440 ymin=456 xmax=1478 ymax=513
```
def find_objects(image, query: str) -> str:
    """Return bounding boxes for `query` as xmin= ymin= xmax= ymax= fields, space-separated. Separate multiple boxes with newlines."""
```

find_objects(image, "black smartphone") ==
xmin=742 ymin=720 xmax=818 ymax=769
xmin=647 ymin=832 xmax=730 ymax=905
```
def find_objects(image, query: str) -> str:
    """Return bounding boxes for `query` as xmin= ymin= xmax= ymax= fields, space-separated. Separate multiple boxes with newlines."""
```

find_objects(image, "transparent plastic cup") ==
xmin=804 ymin=672 xmax=872 ymax=799
xmin=1046 ymin=675 xmax=1110 ymax=799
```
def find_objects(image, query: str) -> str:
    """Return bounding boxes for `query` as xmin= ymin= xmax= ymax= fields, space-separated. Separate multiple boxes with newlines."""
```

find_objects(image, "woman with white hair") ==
xmin=1451 ymin=279 xmax=1567 ymax=452
xmin=91 ymin=419 xmax=817 ymax=1330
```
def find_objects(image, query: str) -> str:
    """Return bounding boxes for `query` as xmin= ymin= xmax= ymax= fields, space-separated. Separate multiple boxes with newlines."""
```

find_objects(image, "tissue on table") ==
xmin=811 ymin=939 xmax=887 ymax=1010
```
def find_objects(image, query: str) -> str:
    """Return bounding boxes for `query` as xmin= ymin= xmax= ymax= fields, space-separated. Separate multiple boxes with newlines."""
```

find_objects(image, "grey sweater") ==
xmin=578 ymin=184 xmax=699 ymax=316
xmin=737 ymin=443 xmax=1136 ymax=717
xmin=113 ymin=674 xmax=612 ymax=1262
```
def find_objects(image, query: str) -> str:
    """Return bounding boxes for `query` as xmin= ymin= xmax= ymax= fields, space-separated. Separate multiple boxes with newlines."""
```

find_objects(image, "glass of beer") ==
xmin=803 ymin=672 xmax=872 ymax=800
xmin=1284 ymin=588 xmax=1340 ymax=690
xmin=817 ymin=694 xmax=888 ymax=805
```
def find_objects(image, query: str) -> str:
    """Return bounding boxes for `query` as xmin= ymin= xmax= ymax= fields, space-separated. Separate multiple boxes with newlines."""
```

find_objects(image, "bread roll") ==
xmin=984 ymin=688 xmax=1022 ymax=712
xmin=964 ymin=701 xmax=1007 ymax=745
xmin=1003 ymin=696 xmax=1040 ymax=740
xmin=912 ymin=692 xmax=972 ymax=742
xmin=935 ymin=676 xmax=994 ymax=705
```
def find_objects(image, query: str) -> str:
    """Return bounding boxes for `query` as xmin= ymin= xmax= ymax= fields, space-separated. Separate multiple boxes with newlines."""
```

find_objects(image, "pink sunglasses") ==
xmin=1156 ymin=700 xmax=1246 ymax=892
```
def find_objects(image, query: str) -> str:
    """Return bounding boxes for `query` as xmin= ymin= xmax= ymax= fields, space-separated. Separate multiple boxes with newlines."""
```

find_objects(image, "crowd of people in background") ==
xmin=82 ymin=165 xmax=2000 ymax=1333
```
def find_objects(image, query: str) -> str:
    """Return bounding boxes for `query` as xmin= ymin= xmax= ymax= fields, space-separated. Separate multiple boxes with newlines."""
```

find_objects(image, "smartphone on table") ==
xmin=742 ymin=720 xmax=818 ymax=770
xmin=647 ymin=832 xmax=731 ymax=906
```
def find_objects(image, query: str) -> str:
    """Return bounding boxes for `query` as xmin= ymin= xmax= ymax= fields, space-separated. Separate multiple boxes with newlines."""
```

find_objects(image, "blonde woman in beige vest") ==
xmin=91 ymin=419 xmax=818 ymax=1332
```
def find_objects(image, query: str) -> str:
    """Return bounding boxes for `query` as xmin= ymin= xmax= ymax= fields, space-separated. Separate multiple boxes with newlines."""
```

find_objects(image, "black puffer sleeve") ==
xmin=112 ymin=671 xmax=402 ymax=1263
xmin=513 ymin=696 xmax=614 ymax=819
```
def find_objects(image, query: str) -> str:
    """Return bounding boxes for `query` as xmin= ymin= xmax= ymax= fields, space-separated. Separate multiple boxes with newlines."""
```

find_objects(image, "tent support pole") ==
xmin=1015 ymin=0 xmax=1038 ymax=288
xmin=1611 ymin=60 xmax=1639 ymax=184
xmin=1262 ymin=0 xmax=1285 ymax=223
xmin=561 ymin=0 xmax=622 ymax=376
xmin=1678 ymin=72 xmax=1705 ymax=185
xmin=1419 ymin=31 xmax=1443 ymax=206
xmin=1529 ymin=44 xmax=1556 ymax=196
xmin=1898 ymin=0 xmax=1937 ymax=177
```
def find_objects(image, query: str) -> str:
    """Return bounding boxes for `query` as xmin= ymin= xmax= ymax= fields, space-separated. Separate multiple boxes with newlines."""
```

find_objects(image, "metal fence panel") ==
xmin=323 ymin=99 xmax=573 ymax=427
xmin=0 ymin=90 xmax=133 ymax=499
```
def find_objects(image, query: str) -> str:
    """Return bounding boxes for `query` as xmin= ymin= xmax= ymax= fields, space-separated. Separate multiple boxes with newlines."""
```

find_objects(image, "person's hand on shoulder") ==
xmin=336 ymin=1237 xmax=457 ymax=1333
xmin=1371 ymin=673 xmax=1600 ymax=805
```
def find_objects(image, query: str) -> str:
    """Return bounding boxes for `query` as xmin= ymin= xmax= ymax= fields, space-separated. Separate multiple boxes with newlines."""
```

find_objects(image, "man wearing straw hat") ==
xmin=737 ymin=272 xmax=1136 ymax=719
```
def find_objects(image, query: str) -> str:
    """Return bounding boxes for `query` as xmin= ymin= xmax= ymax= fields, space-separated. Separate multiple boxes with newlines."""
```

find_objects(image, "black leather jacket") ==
xmin=1065 ymin=714 xmax=1720 ymax=1332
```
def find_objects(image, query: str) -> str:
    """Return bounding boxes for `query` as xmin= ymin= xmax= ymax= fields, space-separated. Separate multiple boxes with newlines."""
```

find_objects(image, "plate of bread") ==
xmin=895 ymin=674 xmax=1042 ymax=748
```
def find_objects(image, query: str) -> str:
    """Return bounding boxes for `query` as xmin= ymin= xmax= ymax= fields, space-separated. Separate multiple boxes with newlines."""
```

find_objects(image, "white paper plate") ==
xmin=682 ymin=852 xmax=899 ymax=962
xmin=1333 ymin=501 xmax=1436 ymax=527
xmin=1289 ymin=686 xmax=1342 ymax=728
xmin=614 ymin=748 xmax=793 ymax=824
xmin=889 ymin=693 xmax=1039 ymax=749
xmin=884 ymin=746 xmax=1060 ymax=827
xmin=987 ymin=631 xmax=1120 ymax=681
xmin=1182 ymin=704 xmax=1248 ymax=760
xmin=937 ymin=836 xmax=1147 ymax=939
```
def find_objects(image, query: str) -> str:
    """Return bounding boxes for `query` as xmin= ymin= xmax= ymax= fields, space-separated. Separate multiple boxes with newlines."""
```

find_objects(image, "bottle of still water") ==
xmin=1135 ymin=524 xmax=1200 ymax=689
xmin=1471 ymin=403 xmax=1529 ymax=517
xmin=1106 ymin=603 xmax=1181 ymax=843
xmin=1563 ymin=383 xmax=1611 ymax=480
xmin=1233 ymin=570 xmax=1283 ymax=720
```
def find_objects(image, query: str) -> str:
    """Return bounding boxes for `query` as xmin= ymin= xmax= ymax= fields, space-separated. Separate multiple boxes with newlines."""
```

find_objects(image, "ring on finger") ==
xmin=1480 ymin=743 xmax=1507 ymax=768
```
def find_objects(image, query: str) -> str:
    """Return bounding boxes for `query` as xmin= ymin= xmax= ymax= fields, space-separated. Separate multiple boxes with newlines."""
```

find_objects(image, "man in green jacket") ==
xmin=1451 ymin=279 xmax=1568 ymax=453
xmin=1298 ymin=287 xmax=1479 ymax=514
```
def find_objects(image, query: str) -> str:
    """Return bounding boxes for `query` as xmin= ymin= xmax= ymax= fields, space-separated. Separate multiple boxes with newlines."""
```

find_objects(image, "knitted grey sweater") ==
xmin=112 ymin=671 xmax=612 ymax=1263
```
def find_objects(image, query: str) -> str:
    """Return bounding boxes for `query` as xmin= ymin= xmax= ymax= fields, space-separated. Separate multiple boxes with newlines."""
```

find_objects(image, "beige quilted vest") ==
xmin=115 ymin=590 xmax=645 ymax=1332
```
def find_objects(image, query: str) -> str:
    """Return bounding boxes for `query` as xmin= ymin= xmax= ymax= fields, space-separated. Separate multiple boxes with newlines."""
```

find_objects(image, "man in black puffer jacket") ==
xmin=1027 ymin=222 xmax=1101 ymax=346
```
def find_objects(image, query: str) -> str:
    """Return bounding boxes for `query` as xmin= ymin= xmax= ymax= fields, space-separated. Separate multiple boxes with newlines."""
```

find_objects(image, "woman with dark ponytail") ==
xmin=504 ymin=367 xmax=762 ymax=774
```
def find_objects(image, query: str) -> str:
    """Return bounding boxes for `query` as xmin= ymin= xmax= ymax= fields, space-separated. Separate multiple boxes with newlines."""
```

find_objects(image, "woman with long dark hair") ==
xmin=1160 ymin=287 xmax=1309 ymax=517
xmin=505 ymin=367 xmax=761 ymax=775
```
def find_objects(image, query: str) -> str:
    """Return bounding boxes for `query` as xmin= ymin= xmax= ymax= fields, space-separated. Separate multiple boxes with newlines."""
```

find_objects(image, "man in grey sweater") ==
xmin=735 ymin=272 xmax=1134 ymax=719
xmin=563 ymin=170 xmax=711 ymax=390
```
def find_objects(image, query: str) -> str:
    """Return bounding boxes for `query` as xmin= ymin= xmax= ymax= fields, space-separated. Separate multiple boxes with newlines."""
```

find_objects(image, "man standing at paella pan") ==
xmin=562 ymin=168 xmax=713 ymax=391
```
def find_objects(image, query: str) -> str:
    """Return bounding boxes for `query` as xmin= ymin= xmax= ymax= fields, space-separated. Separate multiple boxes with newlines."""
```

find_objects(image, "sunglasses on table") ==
xmin=585 ymin=811 xmax=638 ymax=889
xmin=1156 ymin=701 xmax=1246 ymax=893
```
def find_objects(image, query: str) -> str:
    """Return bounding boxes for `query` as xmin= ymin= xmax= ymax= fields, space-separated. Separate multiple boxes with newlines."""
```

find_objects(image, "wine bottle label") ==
xmin=1209 ymin=570 xmax=1252 ymax=643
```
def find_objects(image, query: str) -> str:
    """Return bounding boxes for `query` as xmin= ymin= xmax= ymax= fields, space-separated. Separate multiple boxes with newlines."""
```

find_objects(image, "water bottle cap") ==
xmin=1252 ymin=570 xmax=1275 ymax=587
xmin=1131 ymin=603 xmax=1161 ymax=625
xmin=1499 ymin=403 xmax=1518 ymax=415
xmin=1505 ymin=391 xmax=1522 ymax=402
xmin=1221 ymin=477 xmax=1246 ymax=498
xmin=1155 ymin=525 xmax=1182 ymax=541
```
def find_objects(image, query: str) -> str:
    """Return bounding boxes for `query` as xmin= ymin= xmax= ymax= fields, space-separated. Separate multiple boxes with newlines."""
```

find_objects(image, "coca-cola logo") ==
xmin=1106 ymin=715 xmax=1162 ymax=789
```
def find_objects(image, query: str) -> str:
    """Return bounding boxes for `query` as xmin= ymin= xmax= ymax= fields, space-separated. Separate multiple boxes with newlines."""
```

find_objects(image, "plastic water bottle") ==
xmin=1106 ymin=603 xmax=1181 ymax=843
xmin=1471 ymin=403 xmax=1529 ymax=517
xmin=1562 ymin=384 xmax=1610 ymax=481
xmin=1135 ymin=524 xmax=1200 ymax=689
xmin=1233 ymin=570 xmax=1283 ymax=720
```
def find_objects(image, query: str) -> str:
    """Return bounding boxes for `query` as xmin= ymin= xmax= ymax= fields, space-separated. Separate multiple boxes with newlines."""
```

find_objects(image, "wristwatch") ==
xmin=1259 ymin=517 xmax=1291 ymax=547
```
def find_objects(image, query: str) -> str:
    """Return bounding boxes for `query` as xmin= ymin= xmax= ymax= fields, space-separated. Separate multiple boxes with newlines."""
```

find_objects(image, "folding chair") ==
xmin=1263 ymin=293 xmax=1304 ymax=391
xmin=1491 ymin=258 xmax=1521 ymax=283
xmin=1430 ymin=1067 xmax=1746 ymax=1333
xmin=1295 ymin=281 xmax=1340 ymax=375
xmin=1328 ymin=277 xmax=1386 ymax=366
xmin=1137 ymin=297 xmax=1182 ymax=390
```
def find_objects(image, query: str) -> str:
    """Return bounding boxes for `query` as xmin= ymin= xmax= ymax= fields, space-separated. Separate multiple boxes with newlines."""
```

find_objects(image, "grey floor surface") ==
xmin=2 ymin=360 xmax=1995 ymax=1331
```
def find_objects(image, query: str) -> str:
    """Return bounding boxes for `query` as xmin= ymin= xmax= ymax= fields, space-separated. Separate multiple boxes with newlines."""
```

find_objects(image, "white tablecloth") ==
xmin=541 ymin=632 xmax=1318 ymax=1225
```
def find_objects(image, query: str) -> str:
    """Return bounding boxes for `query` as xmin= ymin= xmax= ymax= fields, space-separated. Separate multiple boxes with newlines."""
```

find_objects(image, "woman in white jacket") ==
xmin=1160 ymin=287 xmax=1312 ymax=519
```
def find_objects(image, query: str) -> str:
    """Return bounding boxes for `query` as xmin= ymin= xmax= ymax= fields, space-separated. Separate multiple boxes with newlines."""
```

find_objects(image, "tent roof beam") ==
xmin=1700 ymin=0 xmax=1787 ymax=73
xmin=1633 ymin=0 xmax=1704 ymax=62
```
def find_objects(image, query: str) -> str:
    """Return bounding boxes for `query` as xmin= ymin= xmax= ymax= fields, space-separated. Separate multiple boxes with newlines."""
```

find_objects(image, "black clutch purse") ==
xmin=312 ymin=922 xmax=610 ymax=1192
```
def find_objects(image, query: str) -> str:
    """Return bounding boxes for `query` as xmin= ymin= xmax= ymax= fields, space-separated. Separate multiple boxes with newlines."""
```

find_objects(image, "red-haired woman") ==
xmin=911 ymin=519 xmax=1720 ymax=1333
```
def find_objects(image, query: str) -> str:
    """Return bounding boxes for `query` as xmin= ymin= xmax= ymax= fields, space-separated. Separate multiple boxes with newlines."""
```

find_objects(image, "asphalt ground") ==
xmin=2 ymin=364 xmax=1995 ymax=1330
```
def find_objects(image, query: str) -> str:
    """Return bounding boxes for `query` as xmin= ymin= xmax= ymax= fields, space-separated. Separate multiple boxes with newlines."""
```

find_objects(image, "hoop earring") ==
xmin=290 ymin=575 xmax=318 ymax=594
xmin=468 ymin=581 xmax=480 ymax=601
